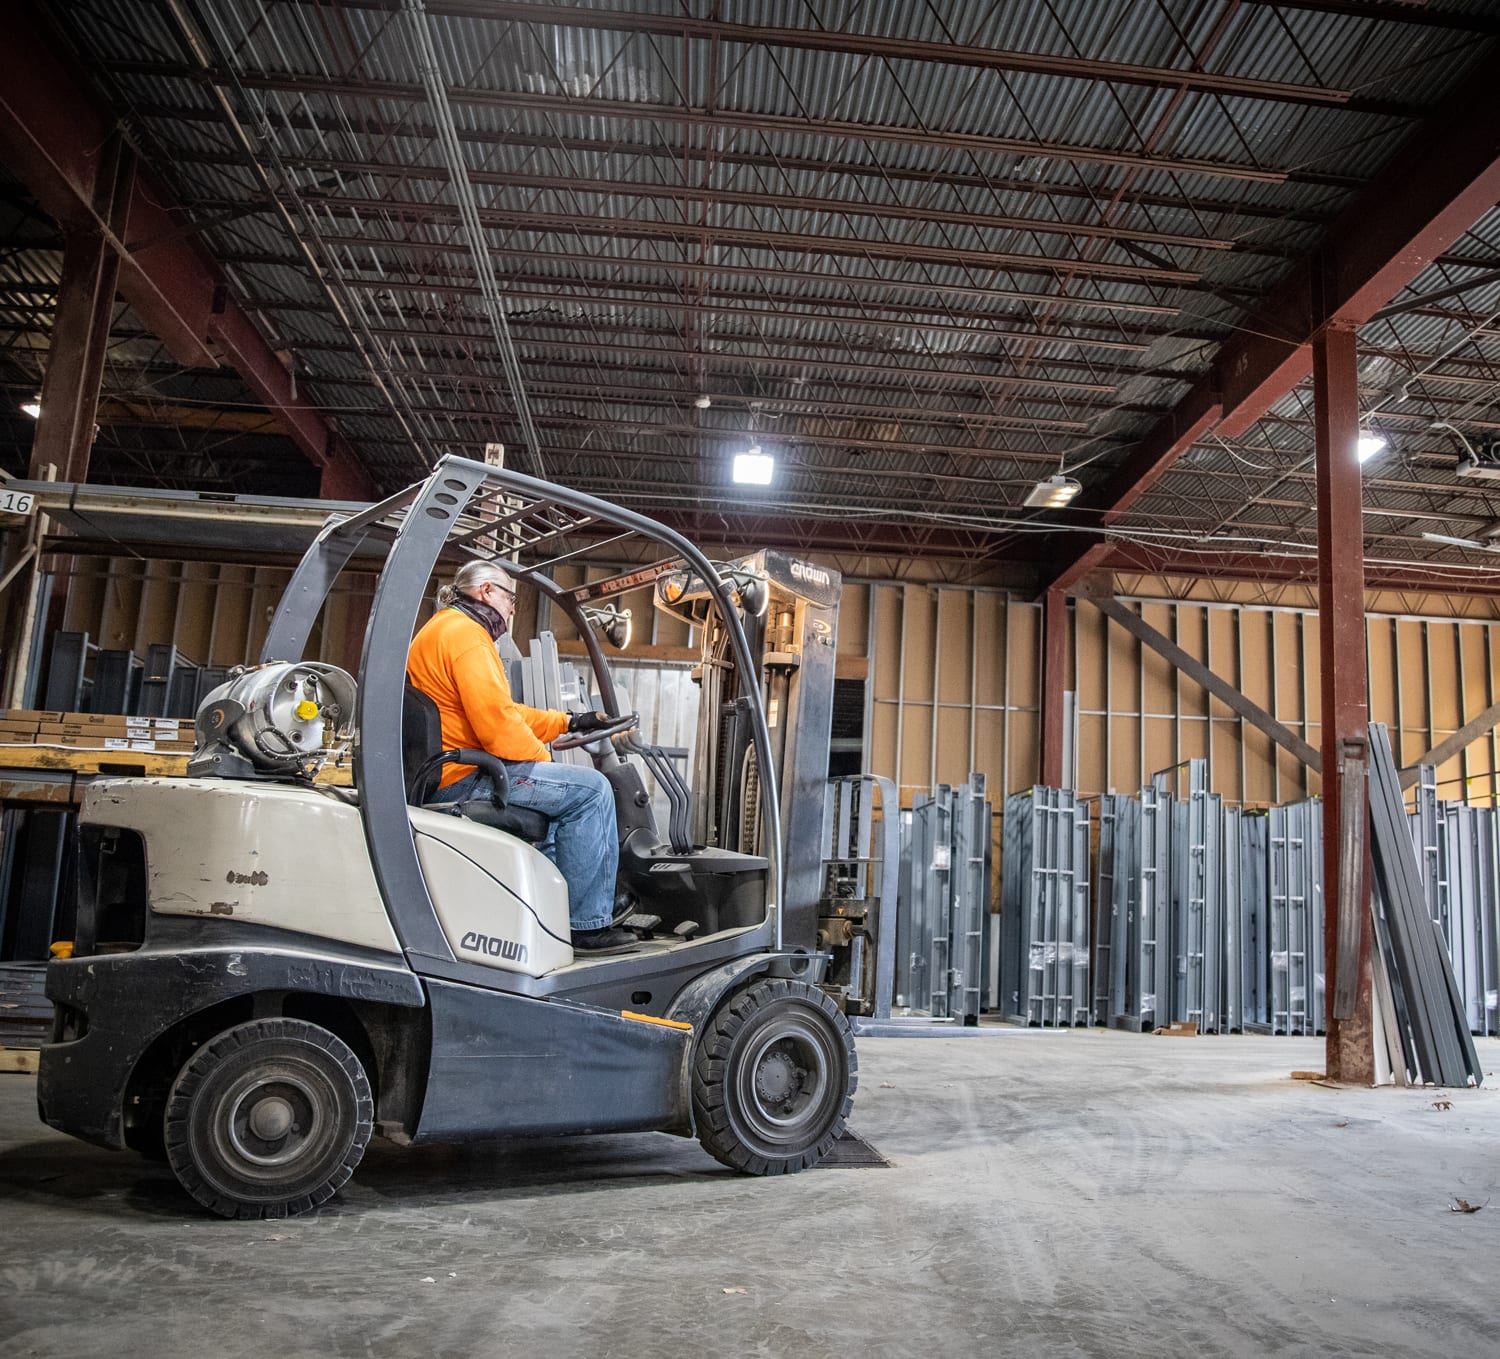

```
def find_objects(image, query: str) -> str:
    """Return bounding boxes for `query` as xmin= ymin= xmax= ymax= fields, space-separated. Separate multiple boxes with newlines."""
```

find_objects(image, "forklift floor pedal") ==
xmin=673 ymin=920 xmax=700 ymax=940
xmin=623 ymin=913 xmax=661 ymax=932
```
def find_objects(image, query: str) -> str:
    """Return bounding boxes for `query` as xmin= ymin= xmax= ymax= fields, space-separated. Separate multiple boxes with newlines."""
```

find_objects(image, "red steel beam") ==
xmin=0 ymin=6 xmax=374 ymax=499
xmin=195 ymin=70 xmax=1307 ymax=186
xmin=322 ymin=1 xmax=1406 ymax=112
xmin=1039 ymin=38 xmax=1500 ymax=594
xmin=262 ymin=166 xmax=1248 ymax=255
xmin=225 ymin=240 xmax=1189 ymax=320
xmin=1314 ymin=322 xmax=1374 ymax=1086
xmin=165 ymin=119 xmax=1335 ymax=229
xmin=270 ymin=194 xmax=1205 ymax=289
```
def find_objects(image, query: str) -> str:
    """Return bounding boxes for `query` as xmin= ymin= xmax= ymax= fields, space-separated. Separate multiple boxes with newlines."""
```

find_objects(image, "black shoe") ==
xmin=571 ymin=925 xmax=641 ymax=955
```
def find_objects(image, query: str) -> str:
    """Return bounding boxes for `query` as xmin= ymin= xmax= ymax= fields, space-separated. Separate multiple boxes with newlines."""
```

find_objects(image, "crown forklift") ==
xmin=34 ymin=458 xmax=856 ymax=1218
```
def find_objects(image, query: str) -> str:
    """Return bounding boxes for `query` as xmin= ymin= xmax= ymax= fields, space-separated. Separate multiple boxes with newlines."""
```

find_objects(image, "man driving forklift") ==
xmin=406 ymin=560 xmax=639 ymax=954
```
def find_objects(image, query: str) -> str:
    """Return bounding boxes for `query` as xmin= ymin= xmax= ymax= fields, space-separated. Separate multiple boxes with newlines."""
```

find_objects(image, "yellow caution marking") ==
xmin=621 ymin=1010 xmax=692 ymax=1031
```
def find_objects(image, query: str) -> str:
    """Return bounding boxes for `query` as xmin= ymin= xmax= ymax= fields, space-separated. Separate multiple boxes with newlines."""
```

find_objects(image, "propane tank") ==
xmin=187 ymin=661 xmax=356 ymax=780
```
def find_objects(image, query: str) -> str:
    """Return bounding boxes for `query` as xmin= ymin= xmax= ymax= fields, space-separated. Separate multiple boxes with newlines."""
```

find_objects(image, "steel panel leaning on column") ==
xmin=1368 ymin=723 xmax=1482 ymax=1086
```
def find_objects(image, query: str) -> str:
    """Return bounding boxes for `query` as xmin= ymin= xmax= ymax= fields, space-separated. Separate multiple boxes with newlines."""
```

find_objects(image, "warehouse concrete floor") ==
xmin=2 ymin=1030 xmax=1498 ymax=1359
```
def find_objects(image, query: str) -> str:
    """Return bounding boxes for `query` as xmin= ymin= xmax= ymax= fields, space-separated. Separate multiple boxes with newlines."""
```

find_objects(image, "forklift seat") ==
xmin=402 ymin=684 xmax=550 ymax=843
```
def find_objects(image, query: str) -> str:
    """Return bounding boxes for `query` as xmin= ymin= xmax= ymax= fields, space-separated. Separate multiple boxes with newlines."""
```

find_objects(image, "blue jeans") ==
xmin=445 ymin=761 xmax=617 ymax=932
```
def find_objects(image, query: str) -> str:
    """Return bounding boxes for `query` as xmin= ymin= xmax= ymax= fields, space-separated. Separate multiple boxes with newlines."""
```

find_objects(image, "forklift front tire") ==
xmin=692 ymin=977 xmax=856 ymax=1175
xmin=164 ymin=1018 xmax=374 ymax=1220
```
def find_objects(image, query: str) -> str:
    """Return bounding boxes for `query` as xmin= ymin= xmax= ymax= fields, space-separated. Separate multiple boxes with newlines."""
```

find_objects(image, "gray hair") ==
xmin=436 ymin=560 xmax=516 ymax=608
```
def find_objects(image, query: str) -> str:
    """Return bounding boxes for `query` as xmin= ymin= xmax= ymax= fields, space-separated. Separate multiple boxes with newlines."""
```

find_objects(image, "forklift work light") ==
xmin=582 ymin=604 xmax=632 ymax=651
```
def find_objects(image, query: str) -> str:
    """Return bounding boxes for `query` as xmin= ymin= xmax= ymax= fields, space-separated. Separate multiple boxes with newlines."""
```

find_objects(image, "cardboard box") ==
xmin=56 ymin=715 xmax=183 ymax=734
xmin=92 ymin=735 xmax=196 ymax=752
xmin=0 ymin=709 xmax=64 ymax=723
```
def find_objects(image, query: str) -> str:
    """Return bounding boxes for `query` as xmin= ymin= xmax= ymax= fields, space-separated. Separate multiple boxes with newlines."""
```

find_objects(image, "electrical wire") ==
xmin=412 ymin=827 xmax=575 ymax=947
xmin=399 ymin=0 xmax=549 ymax=484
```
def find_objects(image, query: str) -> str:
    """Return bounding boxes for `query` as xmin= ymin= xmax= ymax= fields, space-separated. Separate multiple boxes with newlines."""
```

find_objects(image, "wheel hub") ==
xmin=754 ymin=1049 xmax=801 ymax=1104
xmin=220 ymin=1071 xmax=326 ymax=1171
xmin=248 ymin=1095 xmax=295 ymax=1141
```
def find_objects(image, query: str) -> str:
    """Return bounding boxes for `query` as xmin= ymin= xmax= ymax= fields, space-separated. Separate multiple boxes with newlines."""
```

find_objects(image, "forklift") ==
xmin=35 ymin=458 xmax=856 ymax=1218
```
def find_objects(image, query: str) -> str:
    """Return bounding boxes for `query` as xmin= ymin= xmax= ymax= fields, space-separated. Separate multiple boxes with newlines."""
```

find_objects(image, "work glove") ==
xmin=568 ymin=710 xmax=612 ymax=734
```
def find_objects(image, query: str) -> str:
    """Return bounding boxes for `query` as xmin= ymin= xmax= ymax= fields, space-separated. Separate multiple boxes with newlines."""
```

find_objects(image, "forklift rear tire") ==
xmin=164 ymin=1018 xmax=374 ymax=1219
xmin=692 ymin=977 xmax=857 ymax=1175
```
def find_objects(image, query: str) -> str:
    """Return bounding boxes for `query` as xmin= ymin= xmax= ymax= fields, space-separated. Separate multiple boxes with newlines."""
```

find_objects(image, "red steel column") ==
xmin=1040 ymin=586 xmax=1067 ymax=787
xmin=29 ymin=137 xmax=133 ymax=483
xmin=1314 ymin=320 xmax=1374 ymax=1085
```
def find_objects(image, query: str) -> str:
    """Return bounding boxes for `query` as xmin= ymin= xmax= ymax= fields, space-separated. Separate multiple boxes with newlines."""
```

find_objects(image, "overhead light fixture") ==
xmin=20 ymin=399 xmax=40 ymax=419
xmin=1356 ymin=433 xmax=1386 ymax=463
xmin=733 ymin=446 xmax=774 ymax=485
xmin=1023 ymin=474 xmax=1082 ymax=509
xmin=1421 ymin=531 xmax=1500 ymax=556
xmin=1435 ymin=422 xmax=1500 ymax=480
xmin=693 ymin=395 xmax=712 ymax=410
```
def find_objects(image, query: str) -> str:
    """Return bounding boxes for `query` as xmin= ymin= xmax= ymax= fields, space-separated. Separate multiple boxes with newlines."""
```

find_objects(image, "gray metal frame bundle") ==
xmin=1171 ymin=762 xmax=1225 ymax=1032
xmin=1093 ymin=794 xmax=1138 ymax=1026
xmin=891 ymin=774 xmax=992 ymax=1025
xmin=1091 ymin=770 xmax=1319 ymax=1036
xmin=1267 ymin=799 xmax=1325 ymax=1036
xmin=1001 ymin=786 xmax=1092 ymax=1027
xmin=1133 ymin=773 xmax=1173 ymax=1031
xmin=1238 ymin=813 xmax=1269 ymax=1031
xmin=1367 ymin=724 xmax=1483 ymax=1088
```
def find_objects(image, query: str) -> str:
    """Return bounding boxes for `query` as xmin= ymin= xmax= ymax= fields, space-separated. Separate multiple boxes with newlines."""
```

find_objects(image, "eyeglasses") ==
xmin=484 ymin=581 xmax=516 ymax=605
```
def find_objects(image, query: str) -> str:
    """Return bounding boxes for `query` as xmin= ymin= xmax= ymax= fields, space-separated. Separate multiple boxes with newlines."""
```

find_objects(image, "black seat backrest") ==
xmin=402 ymin=683 xmax=445 ymax=803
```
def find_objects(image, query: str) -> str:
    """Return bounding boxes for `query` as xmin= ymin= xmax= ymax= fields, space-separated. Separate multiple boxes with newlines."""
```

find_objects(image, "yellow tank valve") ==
xmin=293 ymin=700 xmax=321 ymax=721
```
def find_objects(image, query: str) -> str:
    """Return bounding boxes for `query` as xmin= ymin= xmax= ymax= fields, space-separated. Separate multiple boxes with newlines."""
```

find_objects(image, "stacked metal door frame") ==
xmin=1093 ymin=794 xmax=1137 ymax=1026
xmin=1172 ymin=762 xmax=1225 ymax=1032
xmin=1000 ymin=785 xmax=1092 ymax=1027
xmin=862 ymin=772 xmax=995 ymax=1036
xmin=1134 ymin=774 xmax=1172 ymax=1031
xmin=1091 ymin=771 xmax=1324 ymax=1036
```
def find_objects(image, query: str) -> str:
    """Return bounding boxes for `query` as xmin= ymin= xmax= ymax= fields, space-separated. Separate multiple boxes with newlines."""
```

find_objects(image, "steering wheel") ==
xmin=551 ymin=711 xmax=639 ymax=752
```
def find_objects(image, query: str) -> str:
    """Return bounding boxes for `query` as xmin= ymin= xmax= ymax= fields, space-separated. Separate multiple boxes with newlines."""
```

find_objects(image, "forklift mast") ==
xmin=657 ymin=550 xmax=840 ymax=953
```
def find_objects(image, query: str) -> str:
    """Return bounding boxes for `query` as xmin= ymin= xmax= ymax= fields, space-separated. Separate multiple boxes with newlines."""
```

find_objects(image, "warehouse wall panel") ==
xmin=37 ymin=557 xmax=1500 ymax=818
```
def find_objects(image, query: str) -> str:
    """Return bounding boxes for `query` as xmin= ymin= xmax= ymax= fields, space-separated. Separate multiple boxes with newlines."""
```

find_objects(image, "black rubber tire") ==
xmin=164 ymin=1018 xmax=373 ymax=1220
xmin=692 ymin=977 xmax=857 ymax=1175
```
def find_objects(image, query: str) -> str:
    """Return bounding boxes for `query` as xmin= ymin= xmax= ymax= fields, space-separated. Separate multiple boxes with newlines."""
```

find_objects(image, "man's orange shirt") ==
xmin=407 ymin=608 xmax=569 ymax=787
